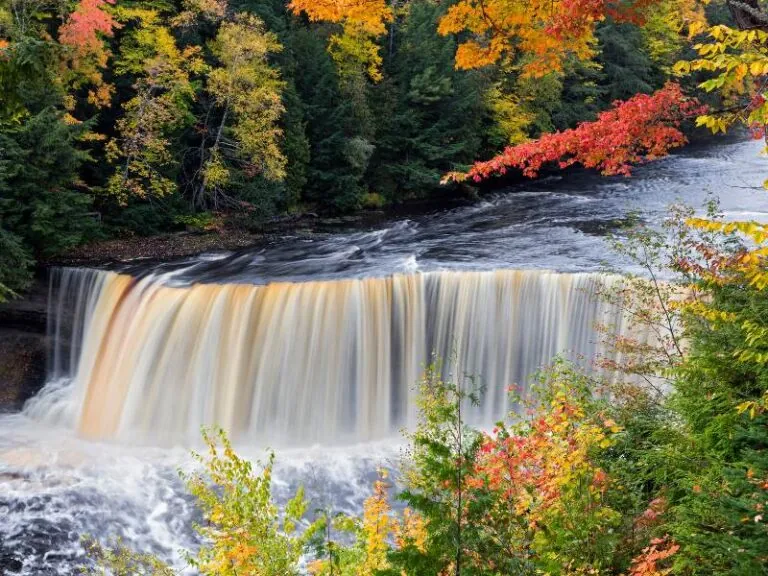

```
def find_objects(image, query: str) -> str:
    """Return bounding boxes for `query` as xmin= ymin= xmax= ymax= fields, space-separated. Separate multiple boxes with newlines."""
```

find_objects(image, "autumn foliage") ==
xmin=628 ymin=536 xmax=680 ymax=576
xmin=288 ymin=0 xmax=393 ymax=81
xmin=287 ymin=0 xmax=393 ymax=36
xmin=457 ymin=82 xmax=704 ymax=183
xmin=59 ymin=0 xmax=116 ymax=53
xmin=470 ymin=381 xmax=619 ymax=529
xmin=438 ymin=0 xmax=662 ymax=76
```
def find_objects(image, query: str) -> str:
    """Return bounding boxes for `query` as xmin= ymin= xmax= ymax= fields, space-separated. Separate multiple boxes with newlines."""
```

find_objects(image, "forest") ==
xmin=0 ymin=0 xmax=743 ymax=297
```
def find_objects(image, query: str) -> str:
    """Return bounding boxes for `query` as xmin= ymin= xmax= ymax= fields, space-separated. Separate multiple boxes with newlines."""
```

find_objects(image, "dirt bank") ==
xmin=45 ymin=229 xmax=267 ymax=267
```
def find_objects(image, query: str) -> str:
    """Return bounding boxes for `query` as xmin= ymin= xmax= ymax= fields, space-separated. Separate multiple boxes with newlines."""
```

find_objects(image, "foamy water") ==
xmin=0 ymin=406 xmax=402 ymax=573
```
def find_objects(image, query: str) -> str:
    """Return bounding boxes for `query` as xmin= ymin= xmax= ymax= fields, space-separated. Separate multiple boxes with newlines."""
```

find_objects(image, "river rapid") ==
xmin=1 ymin=137 xmax=768 ymax=574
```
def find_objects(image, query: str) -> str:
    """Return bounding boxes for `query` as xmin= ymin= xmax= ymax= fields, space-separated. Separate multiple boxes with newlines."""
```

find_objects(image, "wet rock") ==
xmin=0 ymin=553 xmax=23 ymax=574
xmin=0 ymin=276 xmax=48 ymax=412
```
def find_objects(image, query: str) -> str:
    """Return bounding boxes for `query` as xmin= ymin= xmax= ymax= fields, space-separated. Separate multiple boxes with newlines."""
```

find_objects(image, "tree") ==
xmin=549 ymin=56 xmax=603 ymax=130
xmin=597 ymin=20 xmax=661 ymax=104
xmin=288 ymin=0 xmax=393 ymax=37
xmin=0 ymin=0 xmax=99 ymax=281
xmin=106 ymin=10 xmax=202 ymax=203
xmin=306 ymin=469 xmax=396 ymax=576
xmin=0 ymin=226 xmax=33 ymax=301
xmin=641 ymin=0 xmax=706 ymax=71
xmin=58 ymin=0 xmax=116 ymax=109
xmin=469 ymin=361 xmax=626 ymax=575
xmin=369 ymin=0 xmax=486 ymax=203
xmin=660 ymin=217 xmax=768 ymax=574
xmin=449 ymin=81 xmax=703 ymax=183
xmin=59 ymin=0 xmax=116 ymax=53
xmin=289 ymin=0 xmax=392 ymax=193
xmin=437 ymin=0 xmax=661 ymax=76
xmin=288 ymin=0 xmax=393 ymax=81
xmin=0 ymin=107 xmax=96 ymax=257
xmin=0 ymin=0 xmax=69 ymax=123
xmin=675 ymin=24 xmax=768 ymax=144
xmin=280 ymin=82 xmax=310 ymax=207
xmin=590 ymin=209 xmax=768 ymax=575
xmin=183 ymin=427 xmax=309 ymax=575
xmin=291 ymin=26 xmax=368 ymax=211
xmin=84 ymin=538 xmax=176 ymax=576
xmin=382 ymin=363 xmax=487 ymax=576
xmin=191 ymin=13 xmax=286 ymax=210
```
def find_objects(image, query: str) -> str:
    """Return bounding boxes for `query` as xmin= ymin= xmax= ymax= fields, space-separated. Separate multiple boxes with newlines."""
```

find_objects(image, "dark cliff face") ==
xmin=0 ymin=275 xmax=48 ymax=411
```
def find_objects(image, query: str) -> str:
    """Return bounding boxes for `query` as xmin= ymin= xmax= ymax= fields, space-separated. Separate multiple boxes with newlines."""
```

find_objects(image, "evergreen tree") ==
xmin=0 ymin=225 xmax=34 ymax=299
xmin=291 ymin=26 xmax=367 ymax=212
xmin=549 ymin=58 xmax=603 ymax=130
xmin=369 ymin=0 xmax=485 ymax=203
xmin=596 ymin=20 xmax=662 ymax=105
xmin=0 ymin=107 xmax=96 ymax=257
xmin=663 ymin=279 xmax=768 ymax=574
xmin=382 ymin=364 xmax=490 ymax=576
xmin=280 ymin=82 xmax=310 ymax=208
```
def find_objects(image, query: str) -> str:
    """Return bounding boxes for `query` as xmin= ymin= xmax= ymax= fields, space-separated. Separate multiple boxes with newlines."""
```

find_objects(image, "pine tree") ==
xmin=0 ymin=226 xmax=33 ymax=299
xmin=0 ymin=108 xmax=96 ymax=257
xmin=291 ymin=26 xmax=367 ymax=212
xmin=382 ymin=364 xmax=488 ymax=576
xmin=597 ymin=20 xmax=662 ymax=105
xmin=663 ymin=279 xmax=768 ymax=575
xmin=369 ymin=0 xmax=486 ymax=203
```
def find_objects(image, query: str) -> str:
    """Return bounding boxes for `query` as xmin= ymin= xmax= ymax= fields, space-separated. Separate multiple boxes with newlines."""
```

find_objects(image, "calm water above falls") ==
xmin=1 ymin=137 xmax=767 ymax=574
xmin=143 ymin=137 xmax=768 ymax=285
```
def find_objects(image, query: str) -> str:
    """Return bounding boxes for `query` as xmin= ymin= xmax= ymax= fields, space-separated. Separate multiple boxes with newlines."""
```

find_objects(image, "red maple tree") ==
xmin=59 ymin=0 xmax=116 ymax=52
xmin=462 ymin=82 xmax=705 ymax=183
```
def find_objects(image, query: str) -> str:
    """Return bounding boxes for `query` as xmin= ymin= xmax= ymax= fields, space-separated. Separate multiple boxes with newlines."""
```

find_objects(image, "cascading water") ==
xmin=46 ymin=268 xmax=107 ymax=381
xmin=3 ymin=137 xmax=766 ymax=575
xmin=32 ymin=267 xmax=638 ymax=446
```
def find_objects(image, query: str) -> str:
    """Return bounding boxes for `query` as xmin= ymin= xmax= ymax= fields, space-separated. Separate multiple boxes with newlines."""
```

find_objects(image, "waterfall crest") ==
xmin=35 ymin=268 xmax=637 ymax=445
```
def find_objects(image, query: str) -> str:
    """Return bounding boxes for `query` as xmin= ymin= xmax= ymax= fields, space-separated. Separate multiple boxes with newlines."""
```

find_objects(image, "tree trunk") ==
xmin=727 ymin=0 xmax=768 ymax=30
xmin=195 ymin=105 xmax=229 ymax=210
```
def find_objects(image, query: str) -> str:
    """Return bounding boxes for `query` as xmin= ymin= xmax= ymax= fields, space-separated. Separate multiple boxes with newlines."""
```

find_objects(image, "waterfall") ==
xmin=32 ymin=268 xmax=639 ymax=445
xmin=46 ymin=267 xmax=108 ymax=381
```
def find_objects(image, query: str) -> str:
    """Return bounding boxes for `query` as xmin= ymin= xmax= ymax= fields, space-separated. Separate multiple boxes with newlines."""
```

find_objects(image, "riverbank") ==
xmin=28 ymin=131 xmax=747 ymax=270
xmin=42 ymin=211 xmax=403 ymax=268
xmin=47 ymin=228 xmax=268 ymax=267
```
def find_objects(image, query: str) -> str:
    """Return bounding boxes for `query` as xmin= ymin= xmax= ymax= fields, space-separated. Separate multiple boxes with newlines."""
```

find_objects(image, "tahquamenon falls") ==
xmin=3 ymin=137 xmax=768 ymax=574
xmin=32 ymin=266 xmax=643 ymax=446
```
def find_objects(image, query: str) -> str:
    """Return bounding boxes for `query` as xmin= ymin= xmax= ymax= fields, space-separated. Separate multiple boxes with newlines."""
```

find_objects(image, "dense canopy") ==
xmin=1 ymin=0 xmax=767 ymax=289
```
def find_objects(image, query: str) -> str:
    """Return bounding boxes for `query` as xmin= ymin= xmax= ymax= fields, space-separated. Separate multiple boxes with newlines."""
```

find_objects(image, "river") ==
xmin=1 ymin=137 xmax=767 ymax=574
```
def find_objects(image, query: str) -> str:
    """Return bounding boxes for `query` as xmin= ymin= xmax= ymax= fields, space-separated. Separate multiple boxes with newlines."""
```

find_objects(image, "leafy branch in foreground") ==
xmin=82 ymin=538 xmax=175 ymax=576
xmin=181 ymin=427 xmax=308 ymax=576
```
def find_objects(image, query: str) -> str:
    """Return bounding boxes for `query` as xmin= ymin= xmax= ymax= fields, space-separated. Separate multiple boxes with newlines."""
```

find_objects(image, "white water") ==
xmin=1 ymin=137 xmax=767 ymax=574
xmin=0 ymin=411 xmax=400 ymax=573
